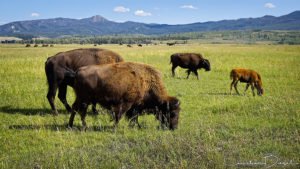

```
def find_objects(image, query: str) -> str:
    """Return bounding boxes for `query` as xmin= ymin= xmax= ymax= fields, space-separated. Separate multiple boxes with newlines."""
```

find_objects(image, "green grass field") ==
xmin=0 ymin=44 xmax=299 ymax=168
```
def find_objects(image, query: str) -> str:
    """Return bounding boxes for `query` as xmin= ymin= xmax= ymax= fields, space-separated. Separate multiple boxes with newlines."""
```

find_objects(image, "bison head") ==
xmin=158 ymin=97 xmax=180 ymax=130
xmin=199 ymin=59 xmax=211 ymax=71
xmin=255 ymin=81 xmax=264 ymax=96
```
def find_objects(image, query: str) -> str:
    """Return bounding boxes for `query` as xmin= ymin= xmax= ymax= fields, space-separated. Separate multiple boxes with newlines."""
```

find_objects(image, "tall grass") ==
xmin=0 ymin=44 xmax=299 ymax=168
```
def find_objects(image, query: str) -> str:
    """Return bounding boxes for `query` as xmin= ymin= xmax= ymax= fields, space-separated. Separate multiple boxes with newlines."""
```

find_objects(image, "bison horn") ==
xmin=175 ymin=100 xmax=180 ymax=107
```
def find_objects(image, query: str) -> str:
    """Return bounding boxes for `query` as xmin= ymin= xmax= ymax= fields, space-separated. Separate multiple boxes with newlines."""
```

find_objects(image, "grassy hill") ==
xmin=0 ymin=44 xmax=299 ymax=168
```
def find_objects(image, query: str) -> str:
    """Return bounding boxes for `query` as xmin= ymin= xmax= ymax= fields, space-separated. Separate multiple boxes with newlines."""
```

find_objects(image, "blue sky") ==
xmin=0 ymin=0 xmax=299 ymax=25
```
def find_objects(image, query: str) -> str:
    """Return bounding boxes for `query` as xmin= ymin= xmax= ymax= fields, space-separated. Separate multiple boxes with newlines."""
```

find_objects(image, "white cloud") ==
xmin=264 ymin=3 xmax=276 ymax=9
xmin=180 ymin=5 xmax=198 ymax=10
xmin=31 ymin=13 xmax=40 ymax=17
xmin=134 ymin=10 xmax=152 ymax=16
xmin=114 ymin=6 xmax=130 ymax=13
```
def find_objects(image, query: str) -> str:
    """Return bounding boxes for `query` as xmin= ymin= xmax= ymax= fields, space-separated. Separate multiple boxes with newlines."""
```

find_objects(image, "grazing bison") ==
xmin=127 ymin=44 xmax=132 ymax=47
xmin=34 ymin=44 xmax=38 ymax=47
xmin=167 ymin=42 xmax=176 ymax=46
xmin=45 ymin=48 xmax=124 ymax=115
xmin=138 ymin=44 xmax=142 ymax=47
xmin=67 ymin=62 xmax=180 ymax=130
xmin=230 ymin=68 xmax=264 ymax=96
xmin=25 ymin=44 xmax=31 ymax=47
xmin=170 ymin=53 xmax=211 ymax=79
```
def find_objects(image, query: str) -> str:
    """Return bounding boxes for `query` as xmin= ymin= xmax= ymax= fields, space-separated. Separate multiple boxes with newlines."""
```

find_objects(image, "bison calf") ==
xmin=170 ymin=53 xmax=211 ymax=79
xmin=67 ymin=62 xmax=180 ymax=130
xmin=230 ymin=68 xmax=264 ymax=96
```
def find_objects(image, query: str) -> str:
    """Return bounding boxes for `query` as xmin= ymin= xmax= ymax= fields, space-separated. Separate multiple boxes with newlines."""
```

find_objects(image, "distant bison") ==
xmin=127 ymin=44 xmax=132 ymax=47
xmin=167 ymin=42 xmax=176 ymax=46
xmin=170 ymin=53 xmax=211 ymax=79
xmin=25 ymin=44 xmax=31 ymax=47
xmin=42 ymin=44 xmax=49 ymax=47
xmin=138 ymin=44 xmax=142 ymax=47
xmin=67 ymin=62 xmax=180 ymax=130
xmin=230 ymin=68 xmax=264 ymax=96
xmin=45 ymin=48 xmax=124 ymax=115
xmin=34 ymin=44 xmax=38 ymax=47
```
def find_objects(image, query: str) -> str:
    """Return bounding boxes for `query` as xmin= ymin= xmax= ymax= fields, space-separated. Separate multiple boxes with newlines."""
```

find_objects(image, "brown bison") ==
xmin=67 ymin=62 xmax=180 ymax=130
xmin=230 ymin=68 xmax=264 ymax=96
xmin=45 ymin=48 xmax=124 ymax=115
xmin=170 ymin=53 xmax=211 ymax=79
xmin=167 ymin=42 xmax=176 ymax=46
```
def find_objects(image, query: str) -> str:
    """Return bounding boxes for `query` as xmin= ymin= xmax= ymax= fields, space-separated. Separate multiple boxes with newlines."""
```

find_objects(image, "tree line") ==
xmin=1 ymin=30 xmax=300 ymax=45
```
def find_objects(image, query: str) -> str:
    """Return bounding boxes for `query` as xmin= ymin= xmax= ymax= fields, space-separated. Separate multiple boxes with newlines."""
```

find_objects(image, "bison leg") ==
xmin=112 ymin=103 xmax=132 ymax=127
xmin=192 ymin=70 xmax=199 ymax=80
xmin=68 ymin=99 xmax=80 ymax=128
xmin=171 ymin=65 xmax=177 ymax=77
xmin=68 ymin=110 xmax=76 ymax=128
xmin=47 ymin=84 xmax=59 ymax=115
xmin=127 ymin=108 xmax=141 ymax=128
xmin=91 ymin=102 xmax=98 ymax=115
xmin=79 ymin=104 xmax=88 ymax=131
xmin=58 ymin=84 xmax=72 ymax=112
xmin=233 ymin=81 xmax=240 ymax=95
xmin=186 ymin=69 xmax=192 ymax=79
xmin=244 ymin=83 xmax=250 ymax=95
xmin=250 ymin=83 xmax=255 ymax=96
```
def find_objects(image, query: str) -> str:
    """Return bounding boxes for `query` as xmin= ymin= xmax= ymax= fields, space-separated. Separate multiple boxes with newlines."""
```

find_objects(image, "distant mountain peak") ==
xmin=84 ymin=15 xmax=108 ymax=23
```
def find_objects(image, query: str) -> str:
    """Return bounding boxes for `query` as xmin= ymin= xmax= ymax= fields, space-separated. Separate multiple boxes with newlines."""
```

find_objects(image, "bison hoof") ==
xmin=67 ymin=125 xmax=73 ymax=130
xmin=52 ymin=111 xmax=59 ymax=116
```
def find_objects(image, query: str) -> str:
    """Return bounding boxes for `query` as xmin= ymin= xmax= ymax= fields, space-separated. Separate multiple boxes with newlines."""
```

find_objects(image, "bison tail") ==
xmin=45 ymin=59 xmax=55 ymax=87
xmin=230 ymin=70 xmax=234 ymax=80
xmin=170 ymin=54 xmax=176 ymax=64
xmin=64 ymin=67 xmax=76 ymax=87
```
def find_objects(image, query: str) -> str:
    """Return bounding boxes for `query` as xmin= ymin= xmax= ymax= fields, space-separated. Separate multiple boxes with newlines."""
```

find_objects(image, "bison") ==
xmin=45 ymin=48 xmax=124 ymax=115
xmin=170 ymin=53 xmax=211 ymax=79
xmin=167 ymin=42 xmax=176 ymax=46
xmin=230 ymin=68 xmax=264 ymax=96
xmin=67 ymin=62 xmax=180 ymax=130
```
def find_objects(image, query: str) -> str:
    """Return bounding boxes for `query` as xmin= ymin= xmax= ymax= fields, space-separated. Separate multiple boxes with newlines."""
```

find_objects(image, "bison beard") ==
xmin=66 ymin=62 xmax=180 ymax=130
xmin=45 ymin=48 xmax=124 ymax=115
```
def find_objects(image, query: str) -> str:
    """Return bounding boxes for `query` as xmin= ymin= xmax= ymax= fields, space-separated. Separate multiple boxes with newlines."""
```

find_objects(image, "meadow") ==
xmin=0 ymin=43 xmax=299 ymax=168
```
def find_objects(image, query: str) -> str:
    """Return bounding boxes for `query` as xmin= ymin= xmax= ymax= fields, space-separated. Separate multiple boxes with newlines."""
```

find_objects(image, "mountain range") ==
xmin=0 ymin=11 xmax=299 ymax=38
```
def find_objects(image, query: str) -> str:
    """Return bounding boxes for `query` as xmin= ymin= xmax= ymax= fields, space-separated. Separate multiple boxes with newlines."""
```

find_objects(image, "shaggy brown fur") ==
xmin=230 ymin=68 xmax=264 ymax=96
xmin=45 ymin=48 xmax=124 ymax=115
xmin=67 ymin=62 xmax=180 ymax=130
xmin=170 ymin=53 xmax=211 ymax=79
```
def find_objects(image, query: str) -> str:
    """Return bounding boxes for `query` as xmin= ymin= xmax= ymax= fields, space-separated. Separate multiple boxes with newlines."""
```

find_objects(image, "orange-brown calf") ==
xmin=230 ymin=68 xmax=264 ymax=96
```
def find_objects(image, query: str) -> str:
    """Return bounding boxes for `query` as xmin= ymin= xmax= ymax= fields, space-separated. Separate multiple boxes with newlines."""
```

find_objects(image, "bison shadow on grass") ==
xmin=0 ymin=106 xmax=56 ymax=115
xmin=0 ymin=106 xmax=107 ymax=116
xmin=8 ymin=124 xmax=116 ymax=132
